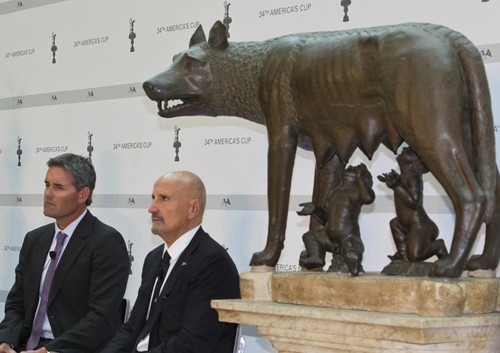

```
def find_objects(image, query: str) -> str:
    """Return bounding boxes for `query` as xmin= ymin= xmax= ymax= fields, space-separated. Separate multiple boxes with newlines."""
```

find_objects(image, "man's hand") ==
xmin=0 ymin=342 xmax=16 ymax=353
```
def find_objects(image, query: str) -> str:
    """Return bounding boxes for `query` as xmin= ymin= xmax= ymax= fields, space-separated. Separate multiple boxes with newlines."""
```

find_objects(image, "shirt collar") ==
xmin=163 ymin=224 xmax=200 ymax=261
xmin=55 ymin=208 xmax=88 ymax=237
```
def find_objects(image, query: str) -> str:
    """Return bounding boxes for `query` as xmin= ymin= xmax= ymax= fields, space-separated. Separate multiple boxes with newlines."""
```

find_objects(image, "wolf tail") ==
xmin=446 ymin=28 xmax=497 ymax=223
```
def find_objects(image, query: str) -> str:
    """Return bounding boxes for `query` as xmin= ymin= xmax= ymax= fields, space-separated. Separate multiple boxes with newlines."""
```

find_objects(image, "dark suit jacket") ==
xmin=0 ymin=211 xmax=130 ymax=353
xmin=101 ymin=227 xmax=241 ymax=353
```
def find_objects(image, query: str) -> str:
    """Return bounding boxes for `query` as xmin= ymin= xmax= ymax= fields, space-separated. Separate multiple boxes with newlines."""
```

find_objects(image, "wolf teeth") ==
xmin=159 ymin=99 xmax=183 ymax=112
xmin=167 ymin=99 xmax=183 ymax=109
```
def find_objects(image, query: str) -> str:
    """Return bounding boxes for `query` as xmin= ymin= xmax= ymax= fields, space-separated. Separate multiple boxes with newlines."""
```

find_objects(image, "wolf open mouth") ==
xmin=156 ymin=96 xmax=202 ymax=117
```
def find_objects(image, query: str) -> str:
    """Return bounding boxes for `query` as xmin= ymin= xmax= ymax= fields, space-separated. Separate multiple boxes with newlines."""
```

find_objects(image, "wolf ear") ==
xmin=189 ymin=25 xmax=207 ymax=47
xmin=208 ymin=20 xmax=229 ymax=50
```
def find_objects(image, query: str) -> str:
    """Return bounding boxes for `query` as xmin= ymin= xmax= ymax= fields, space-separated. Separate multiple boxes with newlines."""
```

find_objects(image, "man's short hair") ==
xmin=47 ymin=153 xmax=96 ymax=205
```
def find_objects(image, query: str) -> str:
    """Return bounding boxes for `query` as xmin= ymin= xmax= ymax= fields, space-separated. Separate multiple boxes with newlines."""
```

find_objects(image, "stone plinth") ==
xmin=269 ymin=272 xmax=500 ymax=317
xmin=212 ymin=271 xmax=500 ymax=353
xmin=213 ymin=299 xmax=500 ymax=353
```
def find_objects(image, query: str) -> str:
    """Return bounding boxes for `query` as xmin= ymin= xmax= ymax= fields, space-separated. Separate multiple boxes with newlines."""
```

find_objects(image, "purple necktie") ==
xmin=26 ymin=232 xmax=67 ymax=350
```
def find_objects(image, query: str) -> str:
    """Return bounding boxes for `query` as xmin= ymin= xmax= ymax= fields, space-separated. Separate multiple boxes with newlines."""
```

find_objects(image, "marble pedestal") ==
xmin=212 ymin=271 xmax=500 ymax=353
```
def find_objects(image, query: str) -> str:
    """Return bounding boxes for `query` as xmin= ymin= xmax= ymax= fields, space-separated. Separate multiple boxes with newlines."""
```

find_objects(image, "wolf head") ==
xmin=143 ymin=21 xmax=229 ymax=118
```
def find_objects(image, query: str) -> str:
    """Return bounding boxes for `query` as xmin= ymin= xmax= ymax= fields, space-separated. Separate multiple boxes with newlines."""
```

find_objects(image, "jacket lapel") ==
xmin=147 ymin=228 xmax=204 ymax=322
xmin=47 ymin=211 xmax=94 ymax=304
xmin=32 ymin=231 xmax=54 ymax=282
xmin=136 ymin=246 xmax=164 ymax=341
xmin=28 ymin=230 xmax=54 ymax=314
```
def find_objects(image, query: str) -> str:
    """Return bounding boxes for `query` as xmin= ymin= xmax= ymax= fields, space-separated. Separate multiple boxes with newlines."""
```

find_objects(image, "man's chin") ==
xmin=43 ymin=209 xmax=56 ymax=218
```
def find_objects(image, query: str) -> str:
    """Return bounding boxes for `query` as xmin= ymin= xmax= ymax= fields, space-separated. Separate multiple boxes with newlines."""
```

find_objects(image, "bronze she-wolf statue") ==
xmin=143 ymin=20 xmax=500 ymax=277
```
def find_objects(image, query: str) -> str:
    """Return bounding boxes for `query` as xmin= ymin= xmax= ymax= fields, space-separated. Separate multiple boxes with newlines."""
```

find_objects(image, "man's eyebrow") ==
xmin=45 ymin=181 xmax=66 ymax=187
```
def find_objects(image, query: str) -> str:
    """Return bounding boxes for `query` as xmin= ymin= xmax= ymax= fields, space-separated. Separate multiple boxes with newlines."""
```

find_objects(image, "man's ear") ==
xmin=78 ymin=187 xmax=91 ymax=204
xmin=188 ymin=199 xmax=201 ymax=220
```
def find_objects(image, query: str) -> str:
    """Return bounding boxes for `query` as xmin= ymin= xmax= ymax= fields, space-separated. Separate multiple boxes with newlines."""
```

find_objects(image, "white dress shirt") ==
xmin=137 ymin=225 xmax=199 ymax=352
xmin=37 ymin=209 xmax=88 ymax=339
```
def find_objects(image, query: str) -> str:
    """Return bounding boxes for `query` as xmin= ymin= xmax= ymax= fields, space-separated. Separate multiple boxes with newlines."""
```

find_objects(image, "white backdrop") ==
xmin=1 ymin=1 xmax=499 ymax=352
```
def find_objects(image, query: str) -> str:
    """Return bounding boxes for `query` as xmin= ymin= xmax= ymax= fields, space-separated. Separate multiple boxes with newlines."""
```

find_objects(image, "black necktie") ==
xmin=150 ymin=251 xmax=170 ymax=313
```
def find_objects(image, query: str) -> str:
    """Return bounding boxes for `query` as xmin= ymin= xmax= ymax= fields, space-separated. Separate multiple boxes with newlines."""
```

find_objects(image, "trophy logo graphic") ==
xmin=16 ymin=98 xmax=23 ymax=106
xmin=50 ymin=95 xmax=58 ymax=102
xmin=87 ymin=131 xmax=94 ymax=162
xmin=341 ymin=0 xmax=351 ymax=22
xmin=127 ymin=240 xmax=134 ymax=274
xmin=221 ymin=198 xmax=231 ymax=207
xmin=223 ymin=2 xmax=232 ymax=37
xmin=51 ymin=32 xmax=58 ymax=64
xmin=129 ymin=18 xmax=136 ymax=52
xmin=17 ymin=2 xmax=23 ymax=8
xmin=17 ymin=137 xmax=23 ymax=167
xmin=87 ymin=91 xmax=94 ymax=99
xmin=173 ymin=125 xmax=181 ymax=162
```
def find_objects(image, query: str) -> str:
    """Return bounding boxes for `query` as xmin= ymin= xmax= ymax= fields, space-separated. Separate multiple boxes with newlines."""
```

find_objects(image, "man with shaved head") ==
xmin=102 ymin=171 xmax=241 ymax=353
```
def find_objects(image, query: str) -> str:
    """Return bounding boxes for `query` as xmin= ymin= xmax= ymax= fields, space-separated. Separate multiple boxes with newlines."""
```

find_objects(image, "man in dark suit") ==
xmin=0 ymin=153 xmax=130 ymax=353
xmin=101 ymin=171 xmax=240 ymax=353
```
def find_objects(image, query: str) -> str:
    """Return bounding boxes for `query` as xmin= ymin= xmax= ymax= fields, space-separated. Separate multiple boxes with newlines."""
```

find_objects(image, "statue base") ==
xmin=212 ymin=271 xmax=500 ymax=353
